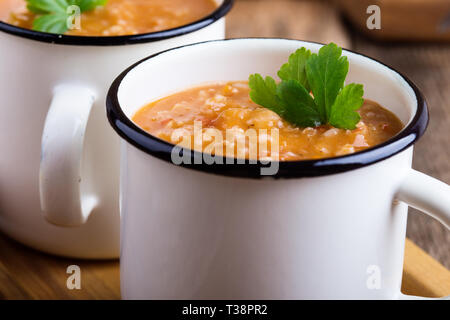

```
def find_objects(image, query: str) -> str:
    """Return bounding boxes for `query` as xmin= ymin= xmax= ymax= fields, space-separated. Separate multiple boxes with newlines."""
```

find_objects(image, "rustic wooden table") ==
xmin=0 ymin=0 xmax=448 ymax=300
xmin=1 ymin=232 xmax=448 ymax=299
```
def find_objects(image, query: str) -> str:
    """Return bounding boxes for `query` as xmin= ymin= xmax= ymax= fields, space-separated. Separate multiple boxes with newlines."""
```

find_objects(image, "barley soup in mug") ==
xmin=110 ymin=39 xmax=450 ymax=300
xmin=133 ymin=81 xmax=404 ymax=161
xmin=0 ymin=0 xmax=218 ymax=35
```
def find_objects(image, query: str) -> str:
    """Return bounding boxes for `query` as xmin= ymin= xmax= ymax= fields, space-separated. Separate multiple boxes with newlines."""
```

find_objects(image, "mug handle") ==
xmin=396 ymin=169 xmax=450 ymax=299
xmin=39 ymin=84 xmax=98 ymax=227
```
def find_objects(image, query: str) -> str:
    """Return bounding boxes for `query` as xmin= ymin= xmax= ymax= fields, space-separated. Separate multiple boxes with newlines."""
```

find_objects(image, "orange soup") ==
xmin=132 ymin=82 xmax=404 ymax=161
xmin=1 ymin=0 xmax=218 ymax=36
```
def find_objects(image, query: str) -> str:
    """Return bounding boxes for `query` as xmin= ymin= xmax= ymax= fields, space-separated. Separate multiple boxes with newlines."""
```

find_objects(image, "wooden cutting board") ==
xmin=0 ymin=233 xmax=448 ymax=299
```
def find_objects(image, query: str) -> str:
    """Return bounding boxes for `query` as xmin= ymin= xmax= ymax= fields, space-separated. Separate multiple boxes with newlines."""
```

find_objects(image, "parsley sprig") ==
xmin=249 ymin=43 xmax=364 ymax=130
xmin=26 ymin=0 xmax=107 ymax=34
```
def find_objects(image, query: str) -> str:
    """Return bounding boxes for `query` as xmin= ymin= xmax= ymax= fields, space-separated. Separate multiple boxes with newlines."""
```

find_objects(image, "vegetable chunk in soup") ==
xmin=1 ymin=0 xmax=218 ymax=36
xmin=132 ymin=82 xmax=404 ymax=161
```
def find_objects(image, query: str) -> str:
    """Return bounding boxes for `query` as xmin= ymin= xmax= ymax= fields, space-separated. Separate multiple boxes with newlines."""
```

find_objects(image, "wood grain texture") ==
xmin=226 ymin=0 xmax=351 ymax=48
xmin=402 ymin=239 xmax=450 ymax=297
xmin=0 ymin=233 xmax=119 ymax=300
xmin=0 ymin=232 xmax=448 ymax=299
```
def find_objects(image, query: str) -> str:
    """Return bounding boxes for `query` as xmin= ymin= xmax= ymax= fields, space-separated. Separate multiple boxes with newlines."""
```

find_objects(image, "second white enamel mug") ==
xmin=0 ymin=0 xmax=233 ymax=259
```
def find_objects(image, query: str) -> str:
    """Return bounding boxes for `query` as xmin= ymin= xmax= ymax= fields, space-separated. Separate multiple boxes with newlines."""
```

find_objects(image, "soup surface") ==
xmin=132 ymin=82 xmax=404 ymax=161
xmin=1 ymin=0 xmax=218 ymax=36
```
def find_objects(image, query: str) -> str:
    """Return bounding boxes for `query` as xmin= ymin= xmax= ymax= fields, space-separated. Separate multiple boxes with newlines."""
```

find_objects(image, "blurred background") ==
xmin=227 ymin=0 xmax=450 ymax=269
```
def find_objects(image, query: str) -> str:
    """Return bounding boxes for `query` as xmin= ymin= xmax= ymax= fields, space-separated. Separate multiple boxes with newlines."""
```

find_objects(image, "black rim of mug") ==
xmin=0 ymin=0 xmax=234 ymax=46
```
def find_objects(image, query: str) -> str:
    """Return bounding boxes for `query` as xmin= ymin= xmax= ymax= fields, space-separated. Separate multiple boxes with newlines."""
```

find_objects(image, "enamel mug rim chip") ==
xmin=106 ymin=38 xmax=429 ymax=179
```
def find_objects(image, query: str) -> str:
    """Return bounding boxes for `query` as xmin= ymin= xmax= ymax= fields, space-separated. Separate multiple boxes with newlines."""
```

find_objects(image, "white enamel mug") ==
xmin=0 ymin=0 xmax=233 ymax=259
xmin=107 ymin=39 xmax=450 ymax=299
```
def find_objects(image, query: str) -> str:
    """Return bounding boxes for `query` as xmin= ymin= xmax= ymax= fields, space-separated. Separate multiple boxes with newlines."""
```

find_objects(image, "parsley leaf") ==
xmin=305 ymin=43 xmax=349 ymax=123
xmin=277 ymin=80 xmax=322 ymax=128
xmin=329 ymin=83 xmax=364 ymax=129
xmin=26 ymin=0 xmax=107 ymax=34
xmin=75 ymin=0 xmax=107 ymax=12
xmin=277 ymin=47 xmax=311 ymax=91
xmin=249 ymin=43 xmax=364 ymax=130
xmin=27 ymin=0 xmax=68 ymax=14
xmin=248 ymin=74 xmax=285 ymax=117
xmin=33 ymin=12 xmax=69 ymax=33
